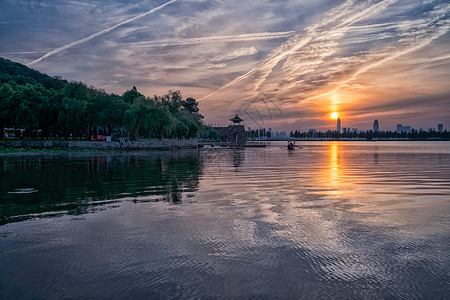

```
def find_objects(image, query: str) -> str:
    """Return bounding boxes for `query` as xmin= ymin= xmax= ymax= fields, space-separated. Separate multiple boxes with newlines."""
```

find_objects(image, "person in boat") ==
xmin=288 ymin=141 xmax=295 ymax=149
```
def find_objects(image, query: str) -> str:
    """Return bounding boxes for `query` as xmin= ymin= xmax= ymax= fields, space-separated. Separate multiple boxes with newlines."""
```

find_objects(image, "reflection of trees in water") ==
xmin=201 ymin=149 xmax=245 ymax=179
xmin=0 ymin=151 xmax=202 ymax=224
xmin=159 ymin=153 xmax=201 ymax=204
xmin=232 ymin=149 xmax=244 ymax=169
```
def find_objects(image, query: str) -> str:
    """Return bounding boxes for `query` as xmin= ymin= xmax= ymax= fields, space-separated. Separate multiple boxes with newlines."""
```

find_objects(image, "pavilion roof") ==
xmin=229 ymin=114 xmax=244 ymax=123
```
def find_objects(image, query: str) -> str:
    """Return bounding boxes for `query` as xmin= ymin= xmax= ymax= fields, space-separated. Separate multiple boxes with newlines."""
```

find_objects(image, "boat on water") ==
xmin=287 ymin=141 xmax=302 ymax=150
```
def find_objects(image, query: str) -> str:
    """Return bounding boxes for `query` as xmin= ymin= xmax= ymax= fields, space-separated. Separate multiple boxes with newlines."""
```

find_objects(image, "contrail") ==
xmin=198 ymin=69 xmax=256 ymax=102
xmin=128 ymin=31 xmax=295 ymax=47
xmin=250 ymin=0 xmax=398 ymax=93
xmin=0 ymin=49 xmax=51 ymax=55
xmin=28 ymin=0 xmax=177 ymax=66
xmin=198 ymin=0 xmax=399 ymax=102
xmin=11 ymin=31 xmax=293 ymax=59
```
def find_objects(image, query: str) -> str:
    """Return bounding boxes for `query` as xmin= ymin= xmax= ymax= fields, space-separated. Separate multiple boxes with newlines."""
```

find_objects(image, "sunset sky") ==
xmin=1 ymin=0 xmax=449 ymax=131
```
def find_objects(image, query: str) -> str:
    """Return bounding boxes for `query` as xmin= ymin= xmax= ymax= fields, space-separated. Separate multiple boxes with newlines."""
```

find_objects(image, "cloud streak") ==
xmin=125 ymin=31 xmax=295 ymax=47
xmin=27 ymin=0 xmax=177 ymax=66
xmin=200 ymin=0 xmax=450 ymax=110
xmin=198 ymin=0 xmax=400 ymax=101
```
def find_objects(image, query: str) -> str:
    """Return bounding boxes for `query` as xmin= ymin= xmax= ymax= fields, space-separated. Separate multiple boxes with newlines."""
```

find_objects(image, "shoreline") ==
xmin=1 ymin=139 xmax=448 ymax=153
xmin=0 ymin=140 xmax=199 ymax=151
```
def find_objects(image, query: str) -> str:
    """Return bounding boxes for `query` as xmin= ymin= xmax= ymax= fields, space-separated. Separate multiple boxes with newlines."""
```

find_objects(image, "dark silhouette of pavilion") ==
xmin=213 ymin=114 xmax=246 ymax=146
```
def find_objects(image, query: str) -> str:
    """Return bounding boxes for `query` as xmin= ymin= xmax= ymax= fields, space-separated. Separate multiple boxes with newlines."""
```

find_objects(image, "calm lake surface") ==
xmin=1 ymin=141 xmax=450 ymax=299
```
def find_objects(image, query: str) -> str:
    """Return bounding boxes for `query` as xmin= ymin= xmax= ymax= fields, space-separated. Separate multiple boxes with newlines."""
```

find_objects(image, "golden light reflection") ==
xmin=329 ymin=142 xmax=340 ymax=182
xmin=324 ymin=142 xmax=358 ymax=201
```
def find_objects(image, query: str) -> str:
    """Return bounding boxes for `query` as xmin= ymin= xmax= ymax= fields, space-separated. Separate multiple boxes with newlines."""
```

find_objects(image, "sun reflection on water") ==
xmin=329 ymin=142 xmax=340 ymax=181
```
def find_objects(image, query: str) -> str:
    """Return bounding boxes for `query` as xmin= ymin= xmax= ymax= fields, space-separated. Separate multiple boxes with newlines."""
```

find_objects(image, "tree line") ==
xmin=247 ymin=128 xmax=272 ymax=140
xmin=0 ymin=57 xmax=204 ymax=140
xmin=289 ymin=129 xmax=450 ymax=140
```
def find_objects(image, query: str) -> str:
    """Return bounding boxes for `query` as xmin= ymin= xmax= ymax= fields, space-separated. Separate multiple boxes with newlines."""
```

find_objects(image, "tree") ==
xmin=122 ymin=86 xmax=143 ymax=104
xmin=123 ymin=96 xmax=153 ymax=140
xmin=40 ymin=89 xmax=63 ymax=139
xmin=174 ymin=118 xmax=189 ymax=139
xmin=15 ymin=84 xmax=48 ymax=138
xmin=149 ymin=104 xmax=174 ymax=140
xmin=87 ymin=92 xmax=129 ymax=136
xmin=0 ymin=83 xmax=14 ymax=139
xmin=182 ymin=97 xmax=200 ymax=114
xmin=58 ymin=97 xmax=85 ymax=138
xmin=123 ymin=108 xmax=139 ymax=140
xmin=161 ymin=90 xmax=183 ymax=114
xmin=63 ymin=81 xmax=88 ymax=102
xmin=200 ymin=126 xmax=220 ymax=141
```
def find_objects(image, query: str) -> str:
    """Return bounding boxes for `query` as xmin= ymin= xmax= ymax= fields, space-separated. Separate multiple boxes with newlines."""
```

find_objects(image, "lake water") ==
xmin=1 ymin=141 xmax=450 ymax=299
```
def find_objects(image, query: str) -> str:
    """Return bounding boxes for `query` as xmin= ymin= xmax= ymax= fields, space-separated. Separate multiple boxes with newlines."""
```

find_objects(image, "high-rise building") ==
xmin=397 ymin=124 xmax=412 ymax=133
xmin=337 ymin=118 xmax=341 ymax=133
xmin=373 ymin=119 xmax=379 ymax=132
xmin=438 ymin=124 xmax=443 ymax=133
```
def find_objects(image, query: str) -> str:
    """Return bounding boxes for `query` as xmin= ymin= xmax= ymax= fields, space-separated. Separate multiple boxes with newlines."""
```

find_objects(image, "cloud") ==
xmin=200 ymin=0 xmax=402 ymax=100
xmin=27 ymin=0 xmax=177 ymax=66
xmin=213 ymin=47 xmax=258 ymax=61
xmin=200 ymin=1 xmax=450 ymax=109
xmin=124 ymin=31 xmax=295 ymax=47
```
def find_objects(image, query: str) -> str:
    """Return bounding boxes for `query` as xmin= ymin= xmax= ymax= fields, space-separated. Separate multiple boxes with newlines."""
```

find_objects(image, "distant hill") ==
xmin=0 ymin=57 xmax=67 ymax=90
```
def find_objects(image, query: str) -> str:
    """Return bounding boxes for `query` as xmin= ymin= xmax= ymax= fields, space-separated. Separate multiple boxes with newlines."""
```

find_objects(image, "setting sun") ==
xmin=330 ymin=112 xmax=339 ymax=120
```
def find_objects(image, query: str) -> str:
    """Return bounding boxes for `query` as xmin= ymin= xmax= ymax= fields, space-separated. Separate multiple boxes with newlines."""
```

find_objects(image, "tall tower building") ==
xmin=438 ymin=124 xmax=443 ymax=133
xmin=337 ymin=118 xmax=341 ymax=133
xmin=397 ymin=124 xmax=402 ymax=132
xmin=373 ymin=119 xmax=379 ymax=132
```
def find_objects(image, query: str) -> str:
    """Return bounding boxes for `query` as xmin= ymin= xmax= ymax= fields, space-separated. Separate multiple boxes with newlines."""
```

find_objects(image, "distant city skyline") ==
xmin=246 ymin=117 xmax=446 ymax=134
xmin=273 ymin=117 xmax=446 ymax=134
xmin=1 ymin=1 xmax=449 ymax=130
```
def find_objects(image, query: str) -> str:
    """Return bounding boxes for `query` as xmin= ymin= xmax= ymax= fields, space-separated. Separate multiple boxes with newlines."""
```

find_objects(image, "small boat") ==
xmin=287 ymin=141 xmax=302 ymax=150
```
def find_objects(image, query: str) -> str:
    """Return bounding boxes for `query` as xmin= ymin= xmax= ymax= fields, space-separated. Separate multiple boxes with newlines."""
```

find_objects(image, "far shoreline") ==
xmin=2 ymin=139 xmax=449 ymax=154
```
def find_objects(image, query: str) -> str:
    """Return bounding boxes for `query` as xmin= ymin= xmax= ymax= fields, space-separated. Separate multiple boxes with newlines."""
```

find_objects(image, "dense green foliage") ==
xmin=0 ymin=57 xmax=203 ymax=140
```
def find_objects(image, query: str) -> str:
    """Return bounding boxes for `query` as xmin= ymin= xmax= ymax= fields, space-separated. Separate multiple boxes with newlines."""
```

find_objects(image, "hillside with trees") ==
xmin=0 ymin=57 xmax=204 ymax=141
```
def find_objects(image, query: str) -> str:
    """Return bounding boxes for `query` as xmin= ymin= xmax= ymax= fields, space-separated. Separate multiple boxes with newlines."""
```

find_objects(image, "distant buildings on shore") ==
xmin=373 ymin=120 xmax=379 ymax=132
xmin=335 ymin=118 xmax=443 ymax=134
xmin=283 ymin=119 xmax=447 ymax=140
xmin=397 ymin=124 xmax=412 ymax=133
xmin=239 ymin=116 xmax=446 ymax=141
